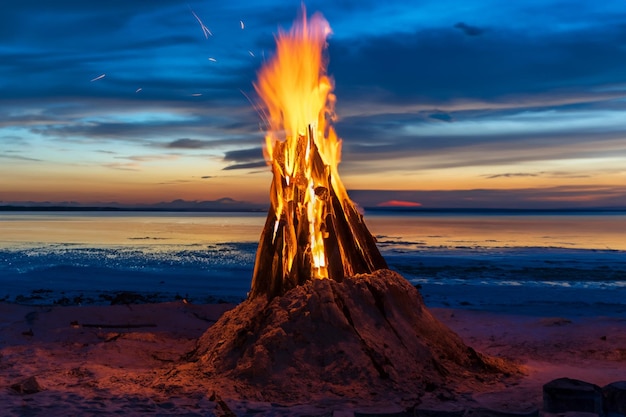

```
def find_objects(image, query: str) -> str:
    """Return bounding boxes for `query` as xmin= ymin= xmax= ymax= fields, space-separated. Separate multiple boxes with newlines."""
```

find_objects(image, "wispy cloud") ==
xmin=484 ymin=173 xmax=539 ymax=179
xmin=119 ymin=154 xmax=180 ymax=163
xmin=0 ymin=154 xmax=43 ymax=162
xmin=102 ymin=162 xmax=140 ymax=171
xmin=222 ymin=161 xmax=267 ymax=171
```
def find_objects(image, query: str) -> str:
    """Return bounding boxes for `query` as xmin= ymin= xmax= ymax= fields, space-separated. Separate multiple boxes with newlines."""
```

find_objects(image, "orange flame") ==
xmin=254 ymin=11 xmax=340 ymax=171
xmin=254 ymin=10 xmax=344 ymax=279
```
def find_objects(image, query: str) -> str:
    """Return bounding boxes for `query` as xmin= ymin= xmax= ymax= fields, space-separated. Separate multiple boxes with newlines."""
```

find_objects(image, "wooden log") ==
xmin=249 ymin=126 xmax=387 ymax=299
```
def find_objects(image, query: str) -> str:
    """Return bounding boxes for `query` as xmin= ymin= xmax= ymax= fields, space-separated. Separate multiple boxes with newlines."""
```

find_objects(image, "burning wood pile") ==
xmin=249 ymin=12 xmax=387 ymax=299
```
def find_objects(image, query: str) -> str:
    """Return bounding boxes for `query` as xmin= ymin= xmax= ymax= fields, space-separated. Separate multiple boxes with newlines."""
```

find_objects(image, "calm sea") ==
xmin=1 ymin=210 xmax=625 ymax=313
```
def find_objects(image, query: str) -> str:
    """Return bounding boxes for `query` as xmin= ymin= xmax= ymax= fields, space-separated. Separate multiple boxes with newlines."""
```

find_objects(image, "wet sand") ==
xmin=1 ymin=300 xmax=625 ymax=416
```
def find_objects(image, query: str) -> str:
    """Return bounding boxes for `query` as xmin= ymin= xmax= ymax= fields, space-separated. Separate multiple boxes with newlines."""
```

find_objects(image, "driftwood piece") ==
xmin=10 ymin=376 xmax=43 ymax=395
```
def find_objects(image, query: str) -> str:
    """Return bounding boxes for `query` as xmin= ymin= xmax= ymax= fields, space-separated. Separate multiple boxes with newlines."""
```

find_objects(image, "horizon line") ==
xmin=2 ymin=205 xmax=626 ymax=213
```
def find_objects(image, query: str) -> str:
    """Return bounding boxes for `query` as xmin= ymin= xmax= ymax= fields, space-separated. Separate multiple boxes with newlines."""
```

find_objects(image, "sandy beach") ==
xmin=1 ymin=297 xmax=624 ymax=416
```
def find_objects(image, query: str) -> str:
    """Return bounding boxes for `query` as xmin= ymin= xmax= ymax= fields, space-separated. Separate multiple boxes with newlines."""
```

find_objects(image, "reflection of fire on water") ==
xmin=250 ymin=10 xmax=387 ymax=299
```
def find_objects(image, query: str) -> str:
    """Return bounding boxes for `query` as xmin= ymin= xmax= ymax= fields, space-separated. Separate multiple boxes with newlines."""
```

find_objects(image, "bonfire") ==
xmin=182 ymin=9 xmax=518 ymax=405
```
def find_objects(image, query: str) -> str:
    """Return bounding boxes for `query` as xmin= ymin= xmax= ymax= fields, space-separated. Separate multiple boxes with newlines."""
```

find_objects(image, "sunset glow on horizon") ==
xmin=377 ymin=200 xmax=423 ymax=208
xmin=2 ymin=1 xmax=626 ymax=209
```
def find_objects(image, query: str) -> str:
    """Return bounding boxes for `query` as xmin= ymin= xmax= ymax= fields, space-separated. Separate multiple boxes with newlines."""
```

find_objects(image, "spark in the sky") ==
xmin=190 ymin=9 xmax=212 ymax=38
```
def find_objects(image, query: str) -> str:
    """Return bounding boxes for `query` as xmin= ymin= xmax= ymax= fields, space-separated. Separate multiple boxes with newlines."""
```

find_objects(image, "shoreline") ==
xmin=1 ymin=296 xmax=625 ymax=415
xmin=3 ymin=275 xmax=625 ymax=319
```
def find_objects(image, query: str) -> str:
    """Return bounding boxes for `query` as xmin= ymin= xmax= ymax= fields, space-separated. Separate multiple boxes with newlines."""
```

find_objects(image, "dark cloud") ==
xmin=329 ymin=22 xmax=626 ymax=104
xmin=428 ymin=112 xmax=453 ymax=122
xmin=453 ymin=22 xmax=485 ymax=36
xmin=223 ymin=147 xmax=264 ymax=163
xmin=167 ymin=139 xmax=210 ymax=149
xmin=221 ymin=146 xmax=266 ymax=170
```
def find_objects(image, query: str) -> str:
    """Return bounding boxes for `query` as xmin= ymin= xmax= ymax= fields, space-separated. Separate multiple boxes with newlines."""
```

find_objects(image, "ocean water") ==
xmin=1 ymin=210 xmax=625 ymax=315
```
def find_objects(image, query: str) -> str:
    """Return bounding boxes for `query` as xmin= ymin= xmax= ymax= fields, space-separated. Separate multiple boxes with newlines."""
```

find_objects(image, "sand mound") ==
xmin=183 ymin=270 xmax=518 ymax=404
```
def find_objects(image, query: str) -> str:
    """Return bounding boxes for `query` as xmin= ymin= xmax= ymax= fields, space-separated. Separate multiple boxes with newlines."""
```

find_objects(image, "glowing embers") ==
xmin=250 ymin=10 xmax=386 ymax=299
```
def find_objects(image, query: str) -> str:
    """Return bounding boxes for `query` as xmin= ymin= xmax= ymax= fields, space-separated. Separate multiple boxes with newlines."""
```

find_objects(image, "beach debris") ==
xmin=209 ymin=391 xmax=236 ymax=417
xmin=103 ymin=332 xmax=122 ymax=343
xmin=603 ymin=381 xmax=626 ymax=415
xmin=10 ymin=376 xmax=43 ymax=395
xmin=543 ymin=377 xmax=603 ymax=414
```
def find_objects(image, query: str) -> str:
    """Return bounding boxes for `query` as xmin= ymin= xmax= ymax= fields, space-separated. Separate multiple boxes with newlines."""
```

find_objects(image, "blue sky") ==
xmin=1 ymin=0 xmax=626 ymax=208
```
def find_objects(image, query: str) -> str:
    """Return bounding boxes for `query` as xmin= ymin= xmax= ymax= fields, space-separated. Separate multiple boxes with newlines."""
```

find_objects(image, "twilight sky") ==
xmin=2 ymin=0 xmax=626 ymax=209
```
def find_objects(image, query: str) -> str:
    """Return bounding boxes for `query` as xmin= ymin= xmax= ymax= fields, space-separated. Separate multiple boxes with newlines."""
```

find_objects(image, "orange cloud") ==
xmin=377 ymin=200 xmax=423 ymax=207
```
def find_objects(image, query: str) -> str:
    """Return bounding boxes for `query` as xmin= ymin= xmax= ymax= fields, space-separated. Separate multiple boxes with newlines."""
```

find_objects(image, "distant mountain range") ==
xmin=1 ymin=199 xmax=625 ymax=213
xmin=0 ymin=198 xmax=268 ymax=212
